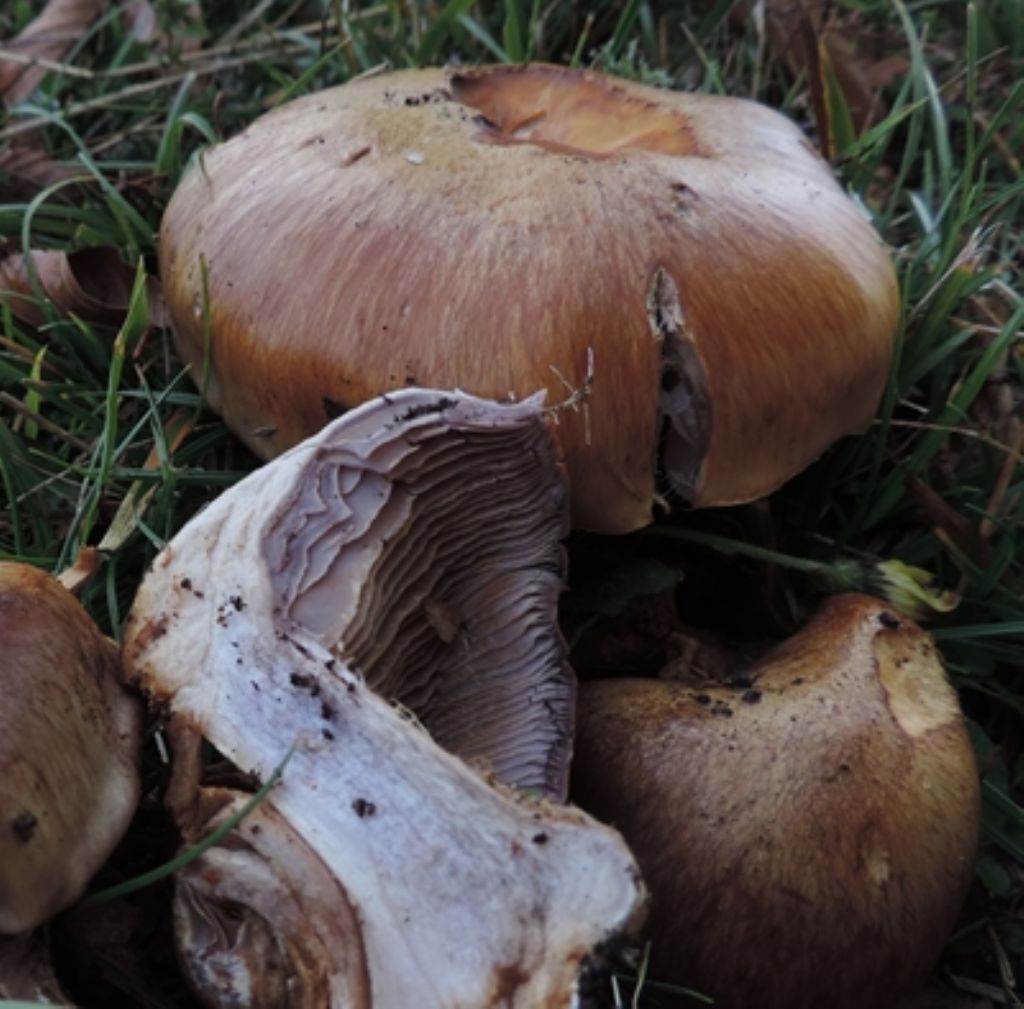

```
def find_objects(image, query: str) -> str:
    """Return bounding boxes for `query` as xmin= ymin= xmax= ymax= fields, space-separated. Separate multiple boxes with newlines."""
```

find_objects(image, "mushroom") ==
xmin=0 ymin=561 xmax=142 ymax=935
xmin=0 ymin=930 xmax=68 ymax=1004
xmin=158 ymin=63 xmax=899 ymax=533
xmin=571 ymin=594 xmax=981 ymax=1009
xmin=122 ymin=388 xmax=646 ymax=1007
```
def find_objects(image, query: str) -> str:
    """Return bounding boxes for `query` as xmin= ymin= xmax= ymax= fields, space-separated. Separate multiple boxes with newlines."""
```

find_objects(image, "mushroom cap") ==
xmin=571 ymin=594 xmax=980 ymax=1009
xmin=0 ymin=562 xmax=142 ymax=934
xmin=159 ymin=64 xmax=900 ymax=533
xmin=0 ymin=930 xmax=68 ymax=1003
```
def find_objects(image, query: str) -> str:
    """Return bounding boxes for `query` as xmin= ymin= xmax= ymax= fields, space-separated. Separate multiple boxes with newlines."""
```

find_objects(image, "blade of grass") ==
xmin=414 ymin=0 xmax=477 ymax=65
xmin=502 ymin=0 xmax=526 ymax=63
xmin=894 ymin=0 xmax=953 ymax=197
xmin=599 ymin=0 xmax=643 ymax=64
xmin=273 ymin=42 xmax=348 ymax=106
xmin=79 ymin=744 xmax=296 ymax=908
xmin=822 ymin=44 xmax=857 ymax=157
xmin=155 ymin=72 xmax=199 ymax=179
xmin=862 ymin=300 xmax=1024 ymax=529
xmin=63 ymin=260 xmax=149 ymax=557
xmin=457 ymin=15 xmax=508 ymax=62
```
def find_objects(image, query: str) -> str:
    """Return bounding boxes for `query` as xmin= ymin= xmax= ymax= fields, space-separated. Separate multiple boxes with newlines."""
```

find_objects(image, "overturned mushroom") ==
xmin=159 ymin=63 xmax=899 ymax=533
xmin=572 ymin=594 xmax=981 ymax=1009
xmin=0 ymin=562 xmax=142 ymax=935
xmin=122 ymin=389 xmax=645 ymax=1007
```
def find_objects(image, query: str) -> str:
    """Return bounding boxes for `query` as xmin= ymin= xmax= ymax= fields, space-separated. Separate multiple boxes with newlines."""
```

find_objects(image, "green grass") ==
xmin=2 ymin=0 xmax=1023 ymax=1004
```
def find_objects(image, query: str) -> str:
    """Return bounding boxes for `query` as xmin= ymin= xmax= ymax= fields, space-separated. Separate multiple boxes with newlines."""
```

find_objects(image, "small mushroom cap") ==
xmin=0 ymin=562 xmax=142 ymax=934
xmin=572 ymin=594 xmax=980 ymax=1009
xmin=160 ymin=64 xmax=899 ymax=533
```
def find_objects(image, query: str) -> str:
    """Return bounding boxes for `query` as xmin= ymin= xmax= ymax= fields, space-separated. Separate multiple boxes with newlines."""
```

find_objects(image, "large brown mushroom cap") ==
xmin=160 ymin=63 xmax=899 ymax=533
xmin=571 ymin=594 xmax=980 ymax=1009
xmin=0 ymin=562 xmax=142 ymax=935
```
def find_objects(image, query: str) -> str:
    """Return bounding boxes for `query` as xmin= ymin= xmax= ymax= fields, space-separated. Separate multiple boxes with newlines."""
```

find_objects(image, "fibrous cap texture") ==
xmin=572 ymin=594 xmax=981 ymax=1009
xmin=0 ymin=562 xmax=142 ymax=934
xmin=159 ymin=64 xmax=900 ymax=532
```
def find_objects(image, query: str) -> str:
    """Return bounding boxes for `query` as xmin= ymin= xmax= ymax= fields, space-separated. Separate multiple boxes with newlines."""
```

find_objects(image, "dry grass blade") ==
xmin=0 ymin=246 xmax=167 ymax=329
xmin=97 ymin=408 xmax=195 ymax=553
xmin=0 ymin=390 xmax=93 ymax=452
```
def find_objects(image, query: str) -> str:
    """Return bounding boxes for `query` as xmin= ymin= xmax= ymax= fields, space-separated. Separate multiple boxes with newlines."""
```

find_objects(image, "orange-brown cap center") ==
xmin=451 ymin=65 xmax=699 ymax=159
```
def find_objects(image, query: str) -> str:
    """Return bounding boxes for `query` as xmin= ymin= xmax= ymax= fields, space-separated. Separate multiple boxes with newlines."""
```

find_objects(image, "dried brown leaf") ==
xmin=0 ymin=138 xmax=80 ymax=196
xmin=908 ymin=476 xmax=994 ymax=569
xmin=0 ymin=245 xmax=168 ymax=329
xmin=734 ymin=0 xmax=905 ymax=143
xmin=0 ymin=0 xmax=108 ymax=107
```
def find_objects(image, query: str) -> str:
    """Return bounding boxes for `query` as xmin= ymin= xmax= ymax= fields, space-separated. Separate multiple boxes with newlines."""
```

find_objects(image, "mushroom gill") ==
xmin=262 ymin=390 xmax=573 ymax=796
